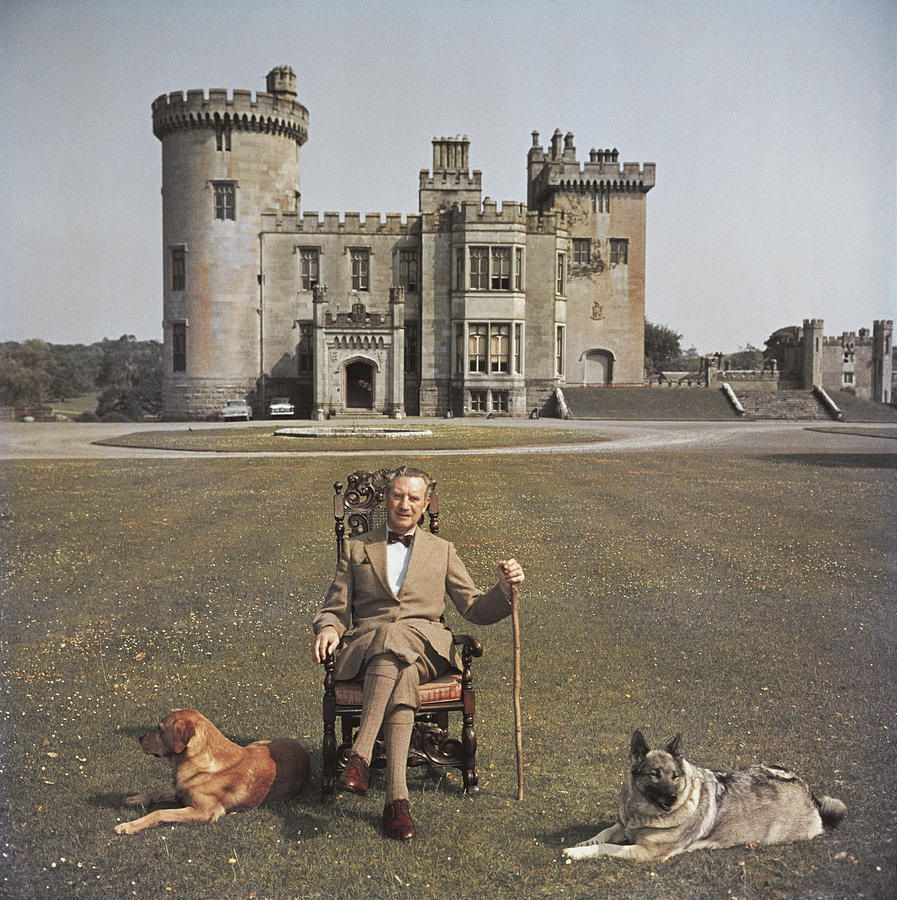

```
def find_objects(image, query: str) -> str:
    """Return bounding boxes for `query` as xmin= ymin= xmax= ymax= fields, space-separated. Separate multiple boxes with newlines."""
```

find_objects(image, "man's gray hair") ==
xmin=387 ymin=465 xmax=435 ymax=498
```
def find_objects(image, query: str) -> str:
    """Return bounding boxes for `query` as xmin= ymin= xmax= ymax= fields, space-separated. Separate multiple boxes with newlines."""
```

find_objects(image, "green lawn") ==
xmin=94 ymin=424 xmax=603 ymax=453
xmin=1 ymin=449 xmax=894 ymax=898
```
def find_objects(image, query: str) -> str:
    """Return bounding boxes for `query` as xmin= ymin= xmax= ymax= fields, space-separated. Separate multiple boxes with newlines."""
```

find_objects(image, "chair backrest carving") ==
xmin=333 ymin=468 xmax=440 ymax=562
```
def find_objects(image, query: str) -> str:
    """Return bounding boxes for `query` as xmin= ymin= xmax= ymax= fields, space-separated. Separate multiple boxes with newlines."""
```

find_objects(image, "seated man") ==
xmin=312 ymin=464 xmax=524 ymax=841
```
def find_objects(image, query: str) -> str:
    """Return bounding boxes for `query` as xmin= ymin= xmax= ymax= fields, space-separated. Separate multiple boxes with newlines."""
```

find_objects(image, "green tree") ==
xmin=727 ymin=344 xmax=764 ymax=369
xmin=95 ymin=336 xmax=163 ymax=420
xmin=0 ymin=340 xmax=59 ymax=407
xmin=48 ymin=343 xmax=104 ymax=399
xmin=644 ymin=321 xmax=683 ymax=371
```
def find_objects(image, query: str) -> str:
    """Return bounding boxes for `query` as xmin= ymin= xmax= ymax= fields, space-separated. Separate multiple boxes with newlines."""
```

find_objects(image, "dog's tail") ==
xmin=813 ymin=794 xmax=846 ymax=829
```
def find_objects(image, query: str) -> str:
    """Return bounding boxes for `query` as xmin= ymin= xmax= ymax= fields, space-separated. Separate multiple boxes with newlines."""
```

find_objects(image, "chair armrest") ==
xmin=451 ymin=633 xmax=483 ymax=659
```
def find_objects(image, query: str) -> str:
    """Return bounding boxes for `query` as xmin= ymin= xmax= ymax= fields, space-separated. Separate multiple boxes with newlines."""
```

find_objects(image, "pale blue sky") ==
xmin=2 ymin=0 xmax=895 ymax=353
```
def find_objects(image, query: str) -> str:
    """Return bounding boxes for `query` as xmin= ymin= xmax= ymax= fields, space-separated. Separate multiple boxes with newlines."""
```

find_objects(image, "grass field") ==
xmin=1 ymin=446 xmax=895 ymax=898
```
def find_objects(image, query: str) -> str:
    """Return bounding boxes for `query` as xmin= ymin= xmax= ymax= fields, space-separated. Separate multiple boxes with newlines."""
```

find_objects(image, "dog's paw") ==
xmin=123 ymin=795 xmax=143 ymax=808
xmin=562 ymin=846 xmax=585 ymax=861
xmin=115 ymin=821 xmax=136 ymax=835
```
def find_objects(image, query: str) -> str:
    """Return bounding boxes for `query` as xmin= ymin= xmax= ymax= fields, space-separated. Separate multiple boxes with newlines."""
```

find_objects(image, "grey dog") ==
xmin=563 ymin=730 xmax=846 ymax=862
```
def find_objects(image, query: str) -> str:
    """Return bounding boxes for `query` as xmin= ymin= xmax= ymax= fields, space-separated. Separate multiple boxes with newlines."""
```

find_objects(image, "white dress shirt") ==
xmin=385 ymin=528 xmax=413 ymax=595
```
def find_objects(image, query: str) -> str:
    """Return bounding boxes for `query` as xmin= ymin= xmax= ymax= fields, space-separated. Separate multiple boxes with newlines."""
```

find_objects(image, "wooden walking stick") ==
xmin=510 ymin=582 xmax=523 ymax=800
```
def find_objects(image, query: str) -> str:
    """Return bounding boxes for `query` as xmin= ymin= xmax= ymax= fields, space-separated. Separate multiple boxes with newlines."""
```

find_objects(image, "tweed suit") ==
xmin=314 ymin=525 xmax=511 ymax=706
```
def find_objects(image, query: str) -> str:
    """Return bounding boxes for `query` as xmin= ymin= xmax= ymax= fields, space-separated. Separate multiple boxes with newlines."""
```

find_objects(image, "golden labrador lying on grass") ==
xmin=115 ymin=709 xmax=309 ymax=834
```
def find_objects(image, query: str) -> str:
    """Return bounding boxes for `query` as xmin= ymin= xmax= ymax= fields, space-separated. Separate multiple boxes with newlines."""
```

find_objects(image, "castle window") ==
xmin=469 ymin=390 xmax=487 ymax=412
xmin=490 ymin=324 xmax=510 ymax=373
xmin=404 ymin=322 xmax=419 ymax=374
xmin=515 ymin=323 xmax=522 ymax=374
xmin=455 ymin=324 xmax=464 ymax=374
xmin=492 ymin=391 xmax=509 ymax=413
xmin=467 ymin=246 xmax=519 ymax=291
xmin=213 ymin=182 xmax=236 ymax=220
xmin=172 ymin=322 xmax=187 ymax=373
xmin=842 ymin=371 xmax=854 ymax=385
xmin=300 ymin=248 xmax=320 ymax=291
xmin=610 ymin=238 xmax=629 ymax=265
xmin=350 ymin=248 xmax=370 ymax=291
xmin=469 ymin=247 xmax=489 ymax=290
xmin=572 ymin=239 xmax=591 ymax=265
xmin=455 ymin=248 xmax=465 ymax=291
xmin=593 ymin=185 xmax=610 ymax=214
xmin=468 ymin=323 xmax=488 ymax=373
xmin=297 ymin=322 xmax=313 ymax=373
xmin=556 ymin=252 xmax=566 ymax=295
xmin=491 ymin=247 xmax=511 ymax=290
xmin=398 ymin=250 xmax=418 ymax=293
xmin=171 ymin=247 xmax=185 ymax=292
xmin=556 ymin=325 xmax=565 ymax=376
xmin=215 ymin=118 xmax=231 ymax=152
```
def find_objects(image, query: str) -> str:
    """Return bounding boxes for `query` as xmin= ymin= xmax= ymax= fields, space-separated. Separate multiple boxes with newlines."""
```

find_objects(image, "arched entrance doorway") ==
xmin=345 ymin=361 xmax=374 ymax=409
xmin=582 ymin=349 xmax=614 ymax=385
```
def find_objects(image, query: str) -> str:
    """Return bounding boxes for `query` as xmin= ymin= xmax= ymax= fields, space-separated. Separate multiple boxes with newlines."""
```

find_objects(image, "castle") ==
xmin=764 ymin=319 xmax=893 ymax=403
xmin=152 ymin=67 xmax=655 ymax=419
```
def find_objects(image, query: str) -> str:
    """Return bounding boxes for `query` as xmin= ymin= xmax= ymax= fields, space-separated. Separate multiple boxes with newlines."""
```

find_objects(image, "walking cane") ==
xmin=510 ymin=582 xmax=523 ymax=800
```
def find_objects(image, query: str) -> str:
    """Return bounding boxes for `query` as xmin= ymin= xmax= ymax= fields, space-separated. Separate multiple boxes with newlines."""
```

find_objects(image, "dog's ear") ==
xmin=161 ymin=713 xmax=194 ymax=755
xmin=665 ymin=733 xmax=683 ymax=758
xmin=630 ymin=730 xmax=650 ymax=763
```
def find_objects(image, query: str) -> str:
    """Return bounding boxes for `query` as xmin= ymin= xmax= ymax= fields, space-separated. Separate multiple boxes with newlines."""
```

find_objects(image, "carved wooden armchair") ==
xmin=321 ymin=467 xmax=483 ymax=801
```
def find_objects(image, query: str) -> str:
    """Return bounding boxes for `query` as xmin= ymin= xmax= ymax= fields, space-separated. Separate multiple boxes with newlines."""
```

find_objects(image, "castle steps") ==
xmin=737 ymin=390 xmax=831 ymax=420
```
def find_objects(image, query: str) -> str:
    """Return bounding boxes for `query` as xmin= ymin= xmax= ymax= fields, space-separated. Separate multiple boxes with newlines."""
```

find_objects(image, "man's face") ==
xmin=386 ymin=475 xmax=429 ymax=534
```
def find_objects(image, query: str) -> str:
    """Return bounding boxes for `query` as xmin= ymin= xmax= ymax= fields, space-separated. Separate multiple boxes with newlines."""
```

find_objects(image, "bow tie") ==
xmin=387 ymin=531 xmax=414 ymax=547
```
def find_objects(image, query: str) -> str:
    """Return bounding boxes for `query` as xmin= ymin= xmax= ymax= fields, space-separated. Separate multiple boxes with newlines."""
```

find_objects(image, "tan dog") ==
xmin=115 ymin=709 xmax=309 ymax=834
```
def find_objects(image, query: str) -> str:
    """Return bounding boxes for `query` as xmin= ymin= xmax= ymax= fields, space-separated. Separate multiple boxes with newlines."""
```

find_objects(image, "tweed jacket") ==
xmin=313 ymin=525 xmax=511 ymax=680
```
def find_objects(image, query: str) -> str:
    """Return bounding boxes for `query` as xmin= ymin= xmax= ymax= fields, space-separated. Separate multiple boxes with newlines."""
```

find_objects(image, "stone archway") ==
xmin=345 ymin=360 xmax=374 ymax=409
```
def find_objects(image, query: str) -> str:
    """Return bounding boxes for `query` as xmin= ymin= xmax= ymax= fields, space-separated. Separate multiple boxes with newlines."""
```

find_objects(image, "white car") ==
xmin=268 ymin=396 xmax=295 ymax=417
xmin=219 ymin=399 xmax=252 ymax=421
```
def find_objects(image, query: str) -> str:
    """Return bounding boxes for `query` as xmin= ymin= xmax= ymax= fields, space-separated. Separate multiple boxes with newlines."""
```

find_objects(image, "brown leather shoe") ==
xmin=338 ymin=752 xmax=370 ymax=794
xmin=382 ymin=799 xmax=416 ymax=841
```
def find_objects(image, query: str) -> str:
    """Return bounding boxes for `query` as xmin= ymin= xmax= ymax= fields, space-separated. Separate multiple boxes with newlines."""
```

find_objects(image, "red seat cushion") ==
xmin=334 ymin=671 xmax=462 ymax=705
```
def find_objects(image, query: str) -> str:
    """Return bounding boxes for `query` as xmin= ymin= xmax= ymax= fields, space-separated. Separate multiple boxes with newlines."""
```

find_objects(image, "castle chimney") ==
xmin=432 ymin=135 xmax=470 ymax=172
xmin=550 ymin=129 xmax=562 ymax=160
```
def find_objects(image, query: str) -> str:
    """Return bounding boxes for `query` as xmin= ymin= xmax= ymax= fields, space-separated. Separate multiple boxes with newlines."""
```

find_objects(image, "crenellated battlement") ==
xmin=454 ymin=199 xmax=528 ymax=225
xmin=419 ymin=169 xmax=483 ymax=191
xmin=824 ymin=330 xmax=875 ymax=348
xmin=152 ymin=84 xmax=308 ymax=144
xmin=528 ymin=129 xmax=655 ymax=206
xmin=260 ymin=210 xmax=421 ymax=234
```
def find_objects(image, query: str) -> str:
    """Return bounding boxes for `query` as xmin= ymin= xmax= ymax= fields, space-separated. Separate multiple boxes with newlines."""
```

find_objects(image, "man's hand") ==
xmin=497 ymin=558 xmax=525 ymax=599
xmin=313 ymin=626 xmax=340 ymax=663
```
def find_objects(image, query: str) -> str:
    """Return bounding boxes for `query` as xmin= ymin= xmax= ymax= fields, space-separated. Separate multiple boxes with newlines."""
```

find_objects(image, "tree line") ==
xmin=645 ymin=321 xmax=763 ymax=374
xmin=0 ymin=336 xmax=162 ymax=421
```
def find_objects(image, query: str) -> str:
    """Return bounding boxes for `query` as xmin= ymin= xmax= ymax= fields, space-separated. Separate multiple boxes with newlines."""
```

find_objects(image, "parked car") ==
xmin=219 ymin=399 xmax=252 ymax=421
xmin=268 ymin=396 xmax=295 ymax=418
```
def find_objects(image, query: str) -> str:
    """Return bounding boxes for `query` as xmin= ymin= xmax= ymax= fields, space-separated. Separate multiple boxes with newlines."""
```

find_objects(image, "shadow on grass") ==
xmin=761 ymin=452 xmax=897 ymax=470
xmin=541 ymin=820 xmax=615 ymax=848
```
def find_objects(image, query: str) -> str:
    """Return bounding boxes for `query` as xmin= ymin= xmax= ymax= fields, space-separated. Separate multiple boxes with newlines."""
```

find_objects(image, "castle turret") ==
xmin=526 ymin=128 xmax=655 ymax=385
xmin=872 ymin=320 xmax=893 ymax=404
xmin=802 ymin=319 xmax=824 ymax=388
xmin=152 ymin=67 xmax=308 ymax=419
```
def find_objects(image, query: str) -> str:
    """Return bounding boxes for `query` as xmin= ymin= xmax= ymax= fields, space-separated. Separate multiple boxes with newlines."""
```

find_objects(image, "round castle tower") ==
xmin=152 ymin=66 xmax=308 ymax=418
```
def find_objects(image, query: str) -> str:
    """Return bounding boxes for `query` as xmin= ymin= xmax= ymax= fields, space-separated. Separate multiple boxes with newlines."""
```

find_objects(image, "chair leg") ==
xmin=322 ymin=700 xmax=337 ymax=801
xmin=462 ymin=710 xmax=478 ymax=793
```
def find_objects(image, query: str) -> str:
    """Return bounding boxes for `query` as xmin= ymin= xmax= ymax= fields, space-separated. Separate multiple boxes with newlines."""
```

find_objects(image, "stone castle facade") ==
xmin=152 ymin=67 xmax=654 ymax=419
